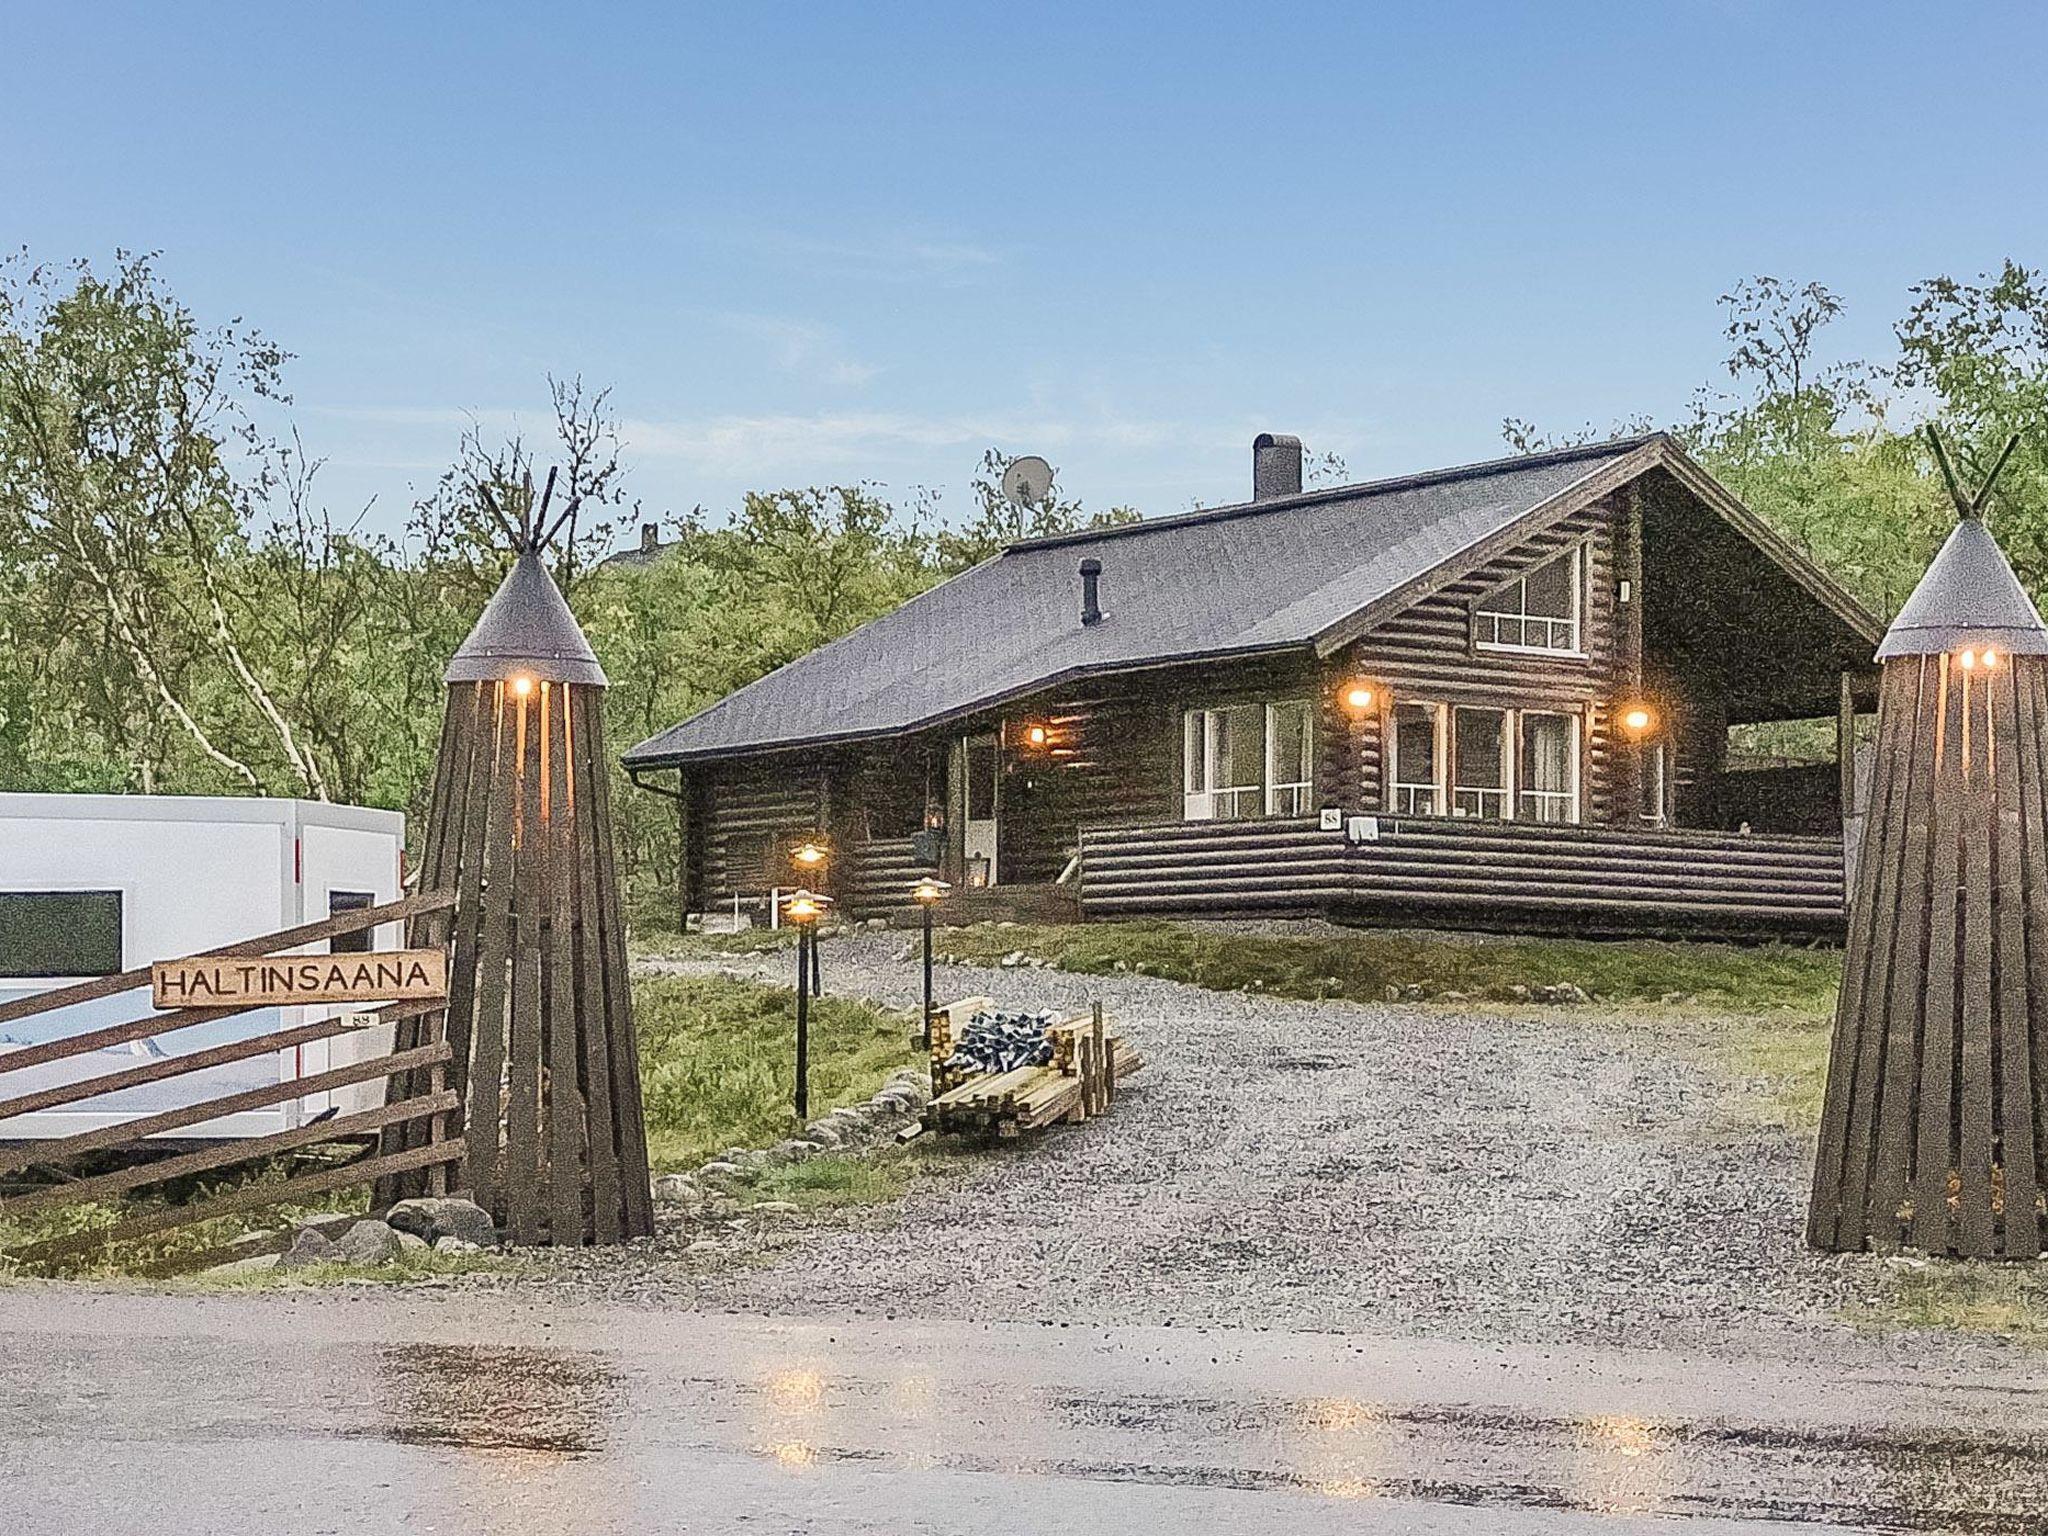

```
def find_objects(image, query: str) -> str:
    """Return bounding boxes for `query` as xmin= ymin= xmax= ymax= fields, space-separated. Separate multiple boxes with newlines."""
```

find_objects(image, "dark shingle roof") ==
xmin=624 ymin=437 xmax=1659 ymax=765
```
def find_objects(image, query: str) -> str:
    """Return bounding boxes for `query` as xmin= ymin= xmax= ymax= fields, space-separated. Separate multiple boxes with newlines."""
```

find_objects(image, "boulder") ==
xmin=652 ymin=1173 xmax=700 ymax=1204
xmin=278 ymin=1227 xmax=339 ymax=1270
xmin=396 ymin=1231 xmax=430 ymax=1255
xmin=804 ymin=1122 xmax=844 ymax=1147
xmin=202 ymin=1251 xmax=281 ymax=1278
xmin=336 ymin=1219 xmax=403 ymax=1267
xmin=432 ymin=1236 xmax=482 ymax=1255
xmin=384 ymin=1196 xmax=500 ymax=1249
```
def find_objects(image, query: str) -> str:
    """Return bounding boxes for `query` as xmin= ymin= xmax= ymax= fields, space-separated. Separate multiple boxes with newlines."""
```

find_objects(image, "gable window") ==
xmin=1183 ymin=701 xmax=1314 ymax=820
xmin=1474 ymin=546 xmax=1583 ymax=655
xmin=1386 ymin=702 xmax=1582 ymax=824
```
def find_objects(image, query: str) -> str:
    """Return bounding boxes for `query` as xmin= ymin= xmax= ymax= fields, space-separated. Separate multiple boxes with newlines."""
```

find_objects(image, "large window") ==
xmin=0 ymin=890 xmax=123 ymax=978
xmin=1474 ymin=546 xmax=1583 ymax=655
xmin=1452 ymin=707 xmax=1509 ymax=818
xmin=1519 ymin=711 xmax=1580 ymax=823
xmin=1387 ymin=704 xmax=1582 ymax=823
xmin=1184 ymin=701 xmax=1314 ymax=820
xmin=1391 ymin=702 xmax=1445 ymax=814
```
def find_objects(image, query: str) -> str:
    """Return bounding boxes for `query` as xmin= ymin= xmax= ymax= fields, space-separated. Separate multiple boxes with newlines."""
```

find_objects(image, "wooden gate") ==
xmin=0 ymin=891 xmax=464 ymax=1275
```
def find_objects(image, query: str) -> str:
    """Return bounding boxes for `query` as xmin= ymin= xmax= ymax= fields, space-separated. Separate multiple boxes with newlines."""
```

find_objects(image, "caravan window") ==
xmin=0 ymin=890 xmax=124 ymax=978
xmin=329 ymin=890 xmax=377 ymax=954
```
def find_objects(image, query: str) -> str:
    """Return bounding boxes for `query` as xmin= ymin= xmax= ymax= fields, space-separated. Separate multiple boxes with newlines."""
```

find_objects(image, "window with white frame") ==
xmin=1518 ymin=710 xmax=1580 ymax=822
xmin=1452 ymin=707 xmax=1509 ymax=817
xmin=1474 ymin=546 xmax=1583 ymax=655
xmin=1183 ymin=701 xmax=1314 ymax=820
xmin=1386 ymin=701 xmax=1582 ymax=823
xmin=1265 ymin=700 xmax=1314 ymax=815
xmin=1390 ymin=702 xmax=1445 ymax=815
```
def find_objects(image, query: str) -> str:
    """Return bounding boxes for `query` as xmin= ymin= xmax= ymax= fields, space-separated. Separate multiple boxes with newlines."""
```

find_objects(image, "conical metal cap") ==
xmin=445 ymin=552 xmax=608 ymax=685
xmin=1875 ymin=517 xmax=2048 ymax=659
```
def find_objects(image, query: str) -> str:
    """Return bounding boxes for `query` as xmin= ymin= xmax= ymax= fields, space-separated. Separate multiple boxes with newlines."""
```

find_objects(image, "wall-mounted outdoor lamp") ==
xmin=509 ymin=673 xmax=535 ymax=699
xmin=781 ymin=888 xmax=832 ymax=1121
xmin=912 ymin=875 xmax=952 ymax=1048
xmin=1341 ymin=680 xmax=1378 ymax=714
xmin=1618 ymin=703 xmax=1657 ymax=737
xmin=1020 ymin=723 xmax=1051 ymax=750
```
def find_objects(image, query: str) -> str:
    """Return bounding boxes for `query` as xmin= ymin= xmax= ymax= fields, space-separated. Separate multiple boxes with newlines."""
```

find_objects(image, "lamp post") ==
xmin=911 ymin=875 xmax=951 ymax=1048
xmin=782 ymin=889 xmax=830 ymax=1122
xmin=791 ymin=838 xmax=829 ymax=992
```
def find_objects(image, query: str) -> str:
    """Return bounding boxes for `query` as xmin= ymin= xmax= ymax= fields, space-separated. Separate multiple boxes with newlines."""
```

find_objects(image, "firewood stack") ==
xmin=924 ymin=999 xmax=1143 ymax=1139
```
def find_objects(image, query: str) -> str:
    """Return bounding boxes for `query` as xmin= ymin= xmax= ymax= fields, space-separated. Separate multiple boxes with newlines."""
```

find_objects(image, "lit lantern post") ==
xmin=782 ymin=889 xmax=831 ymax=1122
xmin=791 ymin=838 xmax=829 ymax=993
xmin=912 ymin=875 xmax=952 ymax=1048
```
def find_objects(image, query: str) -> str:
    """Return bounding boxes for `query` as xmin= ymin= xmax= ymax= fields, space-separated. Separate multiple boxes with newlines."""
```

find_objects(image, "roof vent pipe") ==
xmin=1079 ymin=557 xmax=1103 ymax=626
xmin=1252 ymin=432 xmax=1303 ymax=500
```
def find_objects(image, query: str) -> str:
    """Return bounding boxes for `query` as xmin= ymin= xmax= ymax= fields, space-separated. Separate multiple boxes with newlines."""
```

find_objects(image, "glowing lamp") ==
xmin=791 ymin=839 xmax=829 ymax=870
xmin=912 ymin=876 xmax=951 ymax=906
xmin=1620 ymin=705 xmax=1656 ymax=737
xmin=510 ymin=674 xmax=535 ymax=698
xmin=1022 ymin=724 xmax=1050 ymax=749
xmin=782 ymin=890 xmax=830 ymax=925
xmin=1342 ymin=681 xmax=1377 ymax=713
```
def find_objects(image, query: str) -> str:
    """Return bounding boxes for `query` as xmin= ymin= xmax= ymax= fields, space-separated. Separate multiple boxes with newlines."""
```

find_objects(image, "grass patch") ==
xmin=739 ymin=1143 xmax=982 ymax=1213
xmin=1856 ymin=1263 xmax=2048 ymax=1342
xmin=0 ymin=1174 xmax=371 ymax=1283
xmin=1712 ymin=1013 xmax=1834 ymax=1129
xmin=633 ymin=925 xmax=807 ymax=959
xmin=635 ymin=972 xmax=921 ymax=1172
xmin=922 ymin=919 xmax=1842 ymax=1018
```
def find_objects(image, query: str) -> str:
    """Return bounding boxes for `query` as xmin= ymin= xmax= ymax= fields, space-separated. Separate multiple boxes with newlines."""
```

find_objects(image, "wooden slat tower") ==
xmin=383 ymin=473 xmax=653 ymax=1243
xmin=1810 ymin=432 xmax=2048 ymax=1259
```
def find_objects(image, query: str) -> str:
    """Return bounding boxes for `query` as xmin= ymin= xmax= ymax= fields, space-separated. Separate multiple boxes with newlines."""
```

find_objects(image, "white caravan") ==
xmin=0 ymin=793 xmax=406 ymax=1141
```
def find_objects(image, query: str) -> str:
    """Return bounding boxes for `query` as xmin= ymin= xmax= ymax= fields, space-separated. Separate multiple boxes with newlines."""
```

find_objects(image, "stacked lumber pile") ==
xmin=923 ymin=1000 xmax=1143 ymax=1139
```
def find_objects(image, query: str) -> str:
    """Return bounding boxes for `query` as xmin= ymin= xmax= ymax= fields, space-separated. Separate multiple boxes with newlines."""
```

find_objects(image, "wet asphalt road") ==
xmin=4 ymin=1288 xmax=2047 ymax=1534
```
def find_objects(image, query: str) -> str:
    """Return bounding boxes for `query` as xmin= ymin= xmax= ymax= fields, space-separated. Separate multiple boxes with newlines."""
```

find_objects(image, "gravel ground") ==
xmin=485 ymin=930 xmax=1929 ymax=1360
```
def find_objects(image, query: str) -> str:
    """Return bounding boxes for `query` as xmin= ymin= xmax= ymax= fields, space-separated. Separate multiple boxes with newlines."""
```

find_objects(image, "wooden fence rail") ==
xmin=0 ymin=891 xmax=465 ymax=1275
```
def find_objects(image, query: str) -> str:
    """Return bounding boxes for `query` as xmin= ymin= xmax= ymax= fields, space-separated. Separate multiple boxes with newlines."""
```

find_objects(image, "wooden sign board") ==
xmin=152 ymin=950 xmax=447 ymax=1010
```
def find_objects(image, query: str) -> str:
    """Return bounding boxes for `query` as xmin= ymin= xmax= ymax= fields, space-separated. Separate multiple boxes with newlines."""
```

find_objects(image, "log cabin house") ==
xmin=623 ymin=433 xmax=1885 ymax=938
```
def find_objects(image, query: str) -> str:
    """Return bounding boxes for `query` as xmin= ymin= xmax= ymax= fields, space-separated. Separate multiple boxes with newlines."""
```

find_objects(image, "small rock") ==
xmin=202 ymin=1252 xmax=281 ymax=1278
xmin=396 ymin=1231 xmax=430 ymax=1255
xmin=385 ymin=1197 xmax=499 ymax=1249
xmin=432 ymin=1236 xmax=482 ymax=1255
xmin=699 ymin=1160 xmax=747 ymax=1178
xmin=337 ymin=1219 xmax=403 ymax=1266
xmin=892 ymin=943 xmax=914 ymax=963
xmin=685 ymin=1238 xmax=722 ymax=1255
xmin=278 ymin=1228 xmax=339 ymax=1270
xmin=1382 ymin=984 xmax=1402 ymax=1002
xmin=653 ymin=1173 xmax=700 ymax=1204
xmin=750 ymin=1201 xmax=801 ymax=1215
xmin=1440 ymin=991 xmax=1469 ymax=1004
xmin=1000 ymin=951 xmax=1024 ymax=968
xmin=805 ymin=1123 xmax=844 ymax=1147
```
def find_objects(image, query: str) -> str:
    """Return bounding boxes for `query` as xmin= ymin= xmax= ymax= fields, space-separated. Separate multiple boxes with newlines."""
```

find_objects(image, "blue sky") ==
xmin=6 ymin=1 xmax=2046 ymax=541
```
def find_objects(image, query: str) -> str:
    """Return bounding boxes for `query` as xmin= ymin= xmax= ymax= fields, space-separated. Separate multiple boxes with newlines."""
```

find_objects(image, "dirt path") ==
xmin=595 ymin=936 xmax=1909 ymax=1362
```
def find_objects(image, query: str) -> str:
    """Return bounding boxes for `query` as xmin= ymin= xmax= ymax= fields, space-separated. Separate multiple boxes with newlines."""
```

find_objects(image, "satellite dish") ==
xmin=1001 ymin=455 xmax=1055 ymax=509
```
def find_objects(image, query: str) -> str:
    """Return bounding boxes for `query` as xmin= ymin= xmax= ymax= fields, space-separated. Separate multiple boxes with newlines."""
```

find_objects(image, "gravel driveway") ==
xmin=511 ymin=932 xmax=1913 ymax=1359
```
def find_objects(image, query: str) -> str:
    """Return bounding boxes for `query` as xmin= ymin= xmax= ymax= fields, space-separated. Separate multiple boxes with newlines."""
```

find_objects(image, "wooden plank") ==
xmin=1856 ymin=659 xmax=1930 ymax=1250
xmin=568 ymin=686 xmax=623 ymax=1244
xmin=544 ymin=682 xmax=588 ymax=1246
xmin=0 ymin=1091 xmax=459 ymax=1220
xmin=438 ymin=683 xmax=496 ymax=1151
xmin=0 ymin=1014 xmax=369 ymax=1125
xmin=465 ymin=681 xmax=520 ymax=1223
xmin=1914 ymin=655 xmax=1965 ymax=1255
xmin=504 ymin=683 xmax=544 ymax=1245
xmin=1957 ymin=679 xmax=1998 ymax=1257
xmin=9 ymin=1139 xmax=465 ymax=1267
xmin=0 ymin=1042 xmax=452 ymax=1178
xmin=2004 ymin=663 xmax=2048 ymax=1257
xmin=1993 ymin=665 xmax=2039 ymax=1256
xmin=0 ymin=891 xmax=455 ymax=1032
xmin=584 ymin=694 xmax=654 ymax=1236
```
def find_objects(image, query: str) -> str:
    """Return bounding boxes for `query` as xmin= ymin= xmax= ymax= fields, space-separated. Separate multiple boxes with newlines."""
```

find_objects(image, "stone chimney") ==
xmin=1252 ymin=433 xmax=1303 ymax=500
xmin=640 ymin=522 xmax=660 ymax=554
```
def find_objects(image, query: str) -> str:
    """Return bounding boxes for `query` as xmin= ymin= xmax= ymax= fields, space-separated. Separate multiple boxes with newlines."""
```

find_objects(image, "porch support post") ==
xmin=1836 ymin=670 xmax=1856 ymax=819
xmin=1616 ymin=480 xmax=1647 ymax=824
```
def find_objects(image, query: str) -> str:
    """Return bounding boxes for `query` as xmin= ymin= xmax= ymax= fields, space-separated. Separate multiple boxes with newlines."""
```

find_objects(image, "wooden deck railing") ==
xmin=1077 ymin=815 xmax=1847 ymax=937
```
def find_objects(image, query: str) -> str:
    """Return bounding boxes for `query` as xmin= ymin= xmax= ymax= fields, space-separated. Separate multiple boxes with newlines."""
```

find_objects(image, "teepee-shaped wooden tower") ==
xmin=391 ymin=474 xmax=653 ymax=1244
xmin=1810 ymin=432 xmax=2048 ymax=1260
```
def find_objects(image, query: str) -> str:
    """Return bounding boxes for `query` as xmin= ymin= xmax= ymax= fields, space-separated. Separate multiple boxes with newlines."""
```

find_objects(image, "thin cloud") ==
xmin=716 ymin=313 xmax=879 ymax=386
